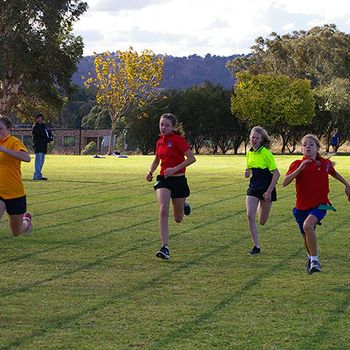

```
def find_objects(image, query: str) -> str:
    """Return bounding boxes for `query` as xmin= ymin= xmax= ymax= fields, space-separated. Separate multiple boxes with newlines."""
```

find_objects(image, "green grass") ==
xmin=1 ymin=154 xmax=350 ymax=349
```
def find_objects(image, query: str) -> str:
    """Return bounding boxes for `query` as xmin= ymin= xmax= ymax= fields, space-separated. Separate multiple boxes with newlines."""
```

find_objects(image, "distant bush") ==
xmin=81 ymin=141 xmax=97 ymax=155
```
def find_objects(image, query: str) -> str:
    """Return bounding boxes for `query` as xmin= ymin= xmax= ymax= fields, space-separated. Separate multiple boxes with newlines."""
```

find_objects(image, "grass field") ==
xmin=1 ymin=154 xmax=350 ymax=349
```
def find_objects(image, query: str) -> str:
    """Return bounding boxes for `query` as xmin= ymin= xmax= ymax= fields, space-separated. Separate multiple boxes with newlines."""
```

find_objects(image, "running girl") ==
xmin=146 ymin=113 xmax=196 ymax=260
xmin=245 ymin=126 xmax=280 ymax=255
xmin=0 ymin=115 xmax=32 ymax=236
xmin=282 ymin=134 xmax=350 ymax=274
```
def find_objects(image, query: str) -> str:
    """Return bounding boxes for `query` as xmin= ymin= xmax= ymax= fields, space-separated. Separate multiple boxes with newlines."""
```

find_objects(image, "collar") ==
xmin=159 ymin=132 xmax=174 ymax=141
xmin=0 ymin=134 xmax=11 ymax=142
xmin=249 ymin=146 xmax=264 ymax=153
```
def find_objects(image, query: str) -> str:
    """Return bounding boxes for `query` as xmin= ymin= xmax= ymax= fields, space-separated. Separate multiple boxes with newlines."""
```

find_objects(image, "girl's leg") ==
xmin=172 ymin=197 xmax=186 ymax=223
xmin=246 ymin=196 xmax=260 ymax=247
xmin=156 ymin=188 xmax=172 ymax=246
xmin=302 ymin=215 xmax=318 ymax=256
xmin=257 ymin=200 xmax=272 ymax=225
xmin=9 ymin=214 xmax=31 ymax=236
xmin=0 ymin=200 xmax=6 ymax=220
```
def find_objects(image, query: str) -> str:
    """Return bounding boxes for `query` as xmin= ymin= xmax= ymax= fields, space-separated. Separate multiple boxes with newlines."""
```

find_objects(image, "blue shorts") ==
xmin=293 ymin=207 xmax=327 ymax=235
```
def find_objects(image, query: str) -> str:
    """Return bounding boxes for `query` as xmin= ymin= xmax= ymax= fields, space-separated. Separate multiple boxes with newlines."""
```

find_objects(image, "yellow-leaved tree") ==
xmin=84 ymin=47 xmax=164 ymax=154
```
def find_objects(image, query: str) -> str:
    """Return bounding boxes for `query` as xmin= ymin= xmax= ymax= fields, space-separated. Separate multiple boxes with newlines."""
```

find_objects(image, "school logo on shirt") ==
xmin=167 ymin=141 xmax=173 ymax=148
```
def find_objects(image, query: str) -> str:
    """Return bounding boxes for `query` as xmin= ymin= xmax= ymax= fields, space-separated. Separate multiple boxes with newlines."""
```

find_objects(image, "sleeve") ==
xmin=286 ymin=160 xmax=300 ymax=176
xmin=176 ymin=136 xmax=190 ymax=154
xmin=328 ymin=160 xmax=336 ymax=176
xmin=155 ymin=140 xmax=160 ymax=157
xmin=263 ymin=149 xmax=277 ymax=171
xmin=12 ymin=138 xmax=28 ymax=153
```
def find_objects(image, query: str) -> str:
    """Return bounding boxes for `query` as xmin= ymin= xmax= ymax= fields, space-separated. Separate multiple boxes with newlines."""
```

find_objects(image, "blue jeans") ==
xmin=34 ymin=153 xmax=45 ymax=180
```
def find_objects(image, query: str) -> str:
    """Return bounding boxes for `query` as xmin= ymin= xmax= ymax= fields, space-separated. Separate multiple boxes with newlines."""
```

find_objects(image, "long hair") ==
xmin=160 ymin=113 xmax=184 ymax=136
xmin=0 ymin=115 xmax=12 ymax=130
xmin=250 ymin=126 xmax=271 ymax=148
xmin=301 ymin=134 xmax=321 ymax=158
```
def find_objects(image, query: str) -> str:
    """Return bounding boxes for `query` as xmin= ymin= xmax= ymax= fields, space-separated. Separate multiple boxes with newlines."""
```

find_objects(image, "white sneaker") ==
xmin=22 ymin=212 xmax=32 ymax=235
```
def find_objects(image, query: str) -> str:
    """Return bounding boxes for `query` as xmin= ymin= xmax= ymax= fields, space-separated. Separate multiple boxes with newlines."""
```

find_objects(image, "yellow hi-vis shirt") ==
xmin=0 ymin=134 xmax=28 ymax=199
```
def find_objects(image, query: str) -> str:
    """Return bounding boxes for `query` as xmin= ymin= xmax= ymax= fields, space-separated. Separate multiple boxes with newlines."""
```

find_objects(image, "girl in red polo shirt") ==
xmin=0 ymin=116 xmax=32 ymax=236
xmin=283 ymin=134 xmax=350 ymax=274
xmin=146 ymin=113 xmax=196 ymax=259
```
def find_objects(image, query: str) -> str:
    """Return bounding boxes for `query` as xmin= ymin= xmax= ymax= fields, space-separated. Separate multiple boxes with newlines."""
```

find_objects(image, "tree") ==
xmin=81 ymin=105 xmax=111 ymax=130
xmin=231 ymin=73 xmax=315 ymax=152
xmin=0 ymin=0 xmax=87 ymax=118
xmin=227 ymin=25 xmax=350 ymax=87
xmin=315 ymin=78 xmax=350 ymax=150
xmin=84 ymin=48 xmax=164 ymax=154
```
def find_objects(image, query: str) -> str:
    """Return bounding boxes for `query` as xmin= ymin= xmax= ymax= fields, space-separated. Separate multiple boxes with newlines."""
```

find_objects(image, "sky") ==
xmin=73 ymin=0 xmax=350 ymax=57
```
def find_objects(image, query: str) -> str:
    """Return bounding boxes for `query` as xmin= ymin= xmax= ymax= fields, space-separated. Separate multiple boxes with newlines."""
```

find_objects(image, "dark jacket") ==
xmin=32 ymin=122 xmax=51 ymax=154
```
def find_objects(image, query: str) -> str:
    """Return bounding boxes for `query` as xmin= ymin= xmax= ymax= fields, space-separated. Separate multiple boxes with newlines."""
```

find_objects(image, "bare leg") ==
xmin=257 ymin=200 xmax=272 ymax=225
xmin=0 ymin=200 xmax=6 ymax=221
xmin=9 ymin=214 xmax=31 ymax=236
xmin=246 ymin=196 xmax=260 ymax=247
xmin=303 ymin=215 xmax=318 ymax=256
xmin=172 ymin=197 xmax=186 ymax=223
xmin=156 ymin=188 xmax=172 ymax=246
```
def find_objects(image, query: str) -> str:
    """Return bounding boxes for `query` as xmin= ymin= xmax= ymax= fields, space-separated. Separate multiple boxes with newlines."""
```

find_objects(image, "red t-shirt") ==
xmin=156 ymin=133 xmax=190 ymax=176
xmin=286 ymin=156 xmax=336 ymax=210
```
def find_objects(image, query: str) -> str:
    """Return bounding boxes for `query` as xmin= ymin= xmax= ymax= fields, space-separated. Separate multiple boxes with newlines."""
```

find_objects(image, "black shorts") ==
xmin=246 ymin=187 xmax=277 ymax=201
xmin=0 ymin=195 xmax=27 ymax=215
xmin=154 ymin=175 xmax=190 ymax=198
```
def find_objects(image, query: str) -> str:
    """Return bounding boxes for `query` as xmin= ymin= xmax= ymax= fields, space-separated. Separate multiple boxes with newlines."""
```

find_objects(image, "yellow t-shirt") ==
xmin=0 ymin=134 xmax=28 ymax=199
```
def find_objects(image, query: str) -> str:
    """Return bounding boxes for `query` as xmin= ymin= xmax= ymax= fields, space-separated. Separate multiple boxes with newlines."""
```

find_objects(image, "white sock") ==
xmin=310 ymin=255 xmax=318 ymax=262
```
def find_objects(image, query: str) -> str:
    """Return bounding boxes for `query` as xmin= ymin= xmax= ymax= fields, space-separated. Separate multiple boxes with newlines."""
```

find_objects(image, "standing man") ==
xmin=32 ymin=113 xmax=52 ymax=180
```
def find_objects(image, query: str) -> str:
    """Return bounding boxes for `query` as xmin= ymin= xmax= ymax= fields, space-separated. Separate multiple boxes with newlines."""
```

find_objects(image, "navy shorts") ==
xmin=154 ymin=175 xmax=190 ymax=198
xmin=293 ymin=207 xmax=327 ymax=234
xmin=0 ymin=195 xmax=27 ymax=215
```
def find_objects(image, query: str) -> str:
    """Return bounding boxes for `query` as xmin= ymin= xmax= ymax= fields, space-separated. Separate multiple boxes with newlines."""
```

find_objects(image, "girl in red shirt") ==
xmin=283 ymin=134 xmax=350 ymax=274
xmin=146 ymin=113 xmax=196 ymax=259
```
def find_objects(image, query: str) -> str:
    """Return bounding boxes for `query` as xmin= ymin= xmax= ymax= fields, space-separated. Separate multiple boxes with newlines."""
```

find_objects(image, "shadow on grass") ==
xmin=0 ymin=213 xmax=238 ymax=349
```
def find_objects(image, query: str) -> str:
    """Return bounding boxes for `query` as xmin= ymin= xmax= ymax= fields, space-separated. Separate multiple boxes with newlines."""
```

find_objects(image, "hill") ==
xmin=72 ymin=53 xmax=239 ymax=90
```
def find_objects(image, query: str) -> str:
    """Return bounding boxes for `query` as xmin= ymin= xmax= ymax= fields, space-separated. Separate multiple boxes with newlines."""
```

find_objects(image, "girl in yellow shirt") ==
xmin=0 ymin=116 xmax=32 ymax=235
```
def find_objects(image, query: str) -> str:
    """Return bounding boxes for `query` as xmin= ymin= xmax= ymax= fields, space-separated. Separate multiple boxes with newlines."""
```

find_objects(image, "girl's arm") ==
xmin=331 ymin=171 xmax=350 ymax=200
xmin=267 ymin=169 xmax=280 ymax=192
xmin=164 ymin=149 xmax=196 ymax=178
xmin=262 ymin=169 xmax=280 ymax=201
xmin=0 ymin=146 xmax=31 ymax=162
xmin=146 ymin=156 xmax=160 ymax=182
xmin=282 ymin=159 xmax=312 ymax=187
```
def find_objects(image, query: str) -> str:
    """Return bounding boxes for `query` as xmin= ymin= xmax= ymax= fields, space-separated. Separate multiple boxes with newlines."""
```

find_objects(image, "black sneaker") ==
xmin=309 ymin=260 xmax=322 ymax=274
xmin=156 ymin=245 xmax=170 ymax=260
xmin=184 ymin=202 xmax=191 ymax=216
xmin=306 ymin=258 xmax=311 ymax=274
xmin=248 ymin=246 xmax=260 ymax=255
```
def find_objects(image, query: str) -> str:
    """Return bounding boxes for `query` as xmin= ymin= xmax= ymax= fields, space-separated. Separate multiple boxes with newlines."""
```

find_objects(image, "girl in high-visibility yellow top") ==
xmin=0 ymin=115 xmax=32 ymax=236
xmin=245 ymin=126 xmax=280 ymax=255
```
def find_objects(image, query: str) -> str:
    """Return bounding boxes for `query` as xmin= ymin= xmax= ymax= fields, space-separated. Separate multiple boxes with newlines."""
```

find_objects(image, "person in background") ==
xmin=330 ymin=128 xmax=340 ymax=154
xmin=283 ymin=134 xmax=350 ymax=274
xmin=146 ymin=113 xmax=196 ymax=260
xmin=245 ymin=126 xmax=280 ymax=255
xmin=32 ymin=113 xmax=52 ymax=180
xmin=0 ymin=115 xmax=32 ymax=236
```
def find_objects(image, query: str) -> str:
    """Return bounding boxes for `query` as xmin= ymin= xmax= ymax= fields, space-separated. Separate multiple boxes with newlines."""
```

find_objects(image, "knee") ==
xmin=11 ymin=229 xmax=22 ymax=236
xmin=259 ymin=218 xmax=267 ymax=225
xmin=159 ymin=205 xmax=169 ymax=219
xmin=303 ymin=222 xmax=314 ymax=234
xmin=174 ymin=215 xmax=183 ymax=224
xmin=247 ymin=212 xmax=255 ymax=223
